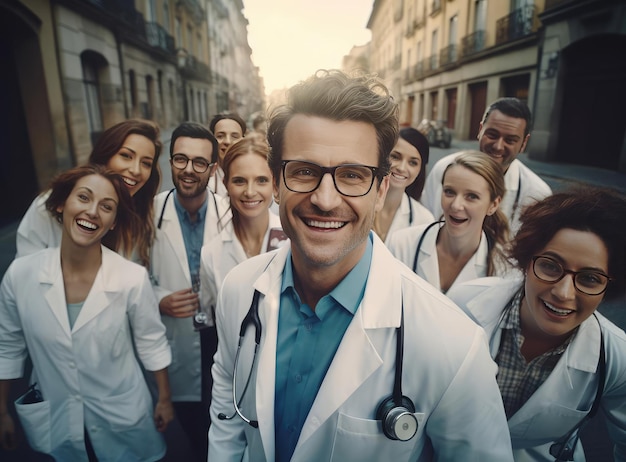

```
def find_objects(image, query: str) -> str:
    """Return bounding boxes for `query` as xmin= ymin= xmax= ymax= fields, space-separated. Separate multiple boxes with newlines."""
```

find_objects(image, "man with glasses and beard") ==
xmin=150 ymin=122 xmax=230 ymax=461
xmin=208 ymin=71 xmax=512 ymax=462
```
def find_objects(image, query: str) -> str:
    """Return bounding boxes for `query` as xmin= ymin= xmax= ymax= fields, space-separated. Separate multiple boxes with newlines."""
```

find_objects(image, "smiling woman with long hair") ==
xmin=388 ymin=150 xmax=511 ymax=293
xmin=16 ymin=119 xmax=162 ymax=267
xmin=0 ymin=164 xmax=173 ymax=461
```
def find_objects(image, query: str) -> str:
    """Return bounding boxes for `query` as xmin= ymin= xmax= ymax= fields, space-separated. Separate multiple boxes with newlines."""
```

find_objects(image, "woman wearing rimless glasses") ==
xmin=447 ymin=187 xmax=626 ymax=461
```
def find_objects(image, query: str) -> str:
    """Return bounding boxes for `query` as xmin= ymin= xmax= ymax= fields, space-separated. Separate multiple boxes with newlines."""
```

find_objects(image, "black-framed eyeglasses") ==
xmin=531 ymin=256 xmax=612 ymax=296
xmin=281 ymin=160 xmax=384 ymax=197
xmin=171 ymin=154 xmax=215 ymax=173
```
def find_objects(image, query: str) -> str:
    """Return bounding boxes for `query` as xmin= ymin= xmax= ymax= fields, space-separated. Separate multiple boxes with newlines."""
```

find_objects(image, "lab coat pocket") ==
xmin=513 ymin=403 xmax=589 ymax=442
xmin=330 ymin=412 xmax=425 ymax=461
xmin=14 ymin=394 xmax=51 ymax=454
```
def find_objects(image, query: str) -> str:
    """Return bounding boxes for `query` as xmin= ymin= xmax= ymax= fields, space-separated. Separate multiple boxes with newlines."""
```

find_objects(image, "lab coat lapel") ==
xmin=71 ymin=247 xmax=117 ymax=332
xmin=296 ymin=236 xmax=399 ymax=449
xmin=253 ymin=246 xmax=289 ymax=462
xmin=507 ymin=316 xmax=602 ymax=436
xmin=418 ymin=228 xmax=440 ymax=291
xmin=40 ymin=248 xmax=72 ymax=336
xmin=160 ymin=197 xmax=191 ymax=283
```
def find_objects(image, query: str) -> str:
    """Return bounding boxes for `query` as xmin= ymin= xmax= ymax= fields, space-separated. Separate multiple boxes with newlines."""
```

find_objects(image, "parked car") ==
xmin=417 ymin=119 xmax=452 ymax=148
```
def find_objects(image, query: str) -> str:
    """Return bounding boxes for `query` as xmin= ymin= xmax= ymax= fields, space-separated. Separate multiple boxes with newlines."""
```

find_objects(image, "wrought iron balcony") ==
xmin=428 ymin=54 xmax=438 ymax=72
xmin=461 ymin=30 xmax=486 ymax=58
xmin=414 ymin=61 xmax=424 ymax=79
xmin=430 ymin=0 xmax=442 ymax=16
xmin=496 ymin=5 xmax=539 ymax=45
xmin=179 ymin=54 xmax=210 ymax=82
xmin=439 ymin=44 xmax=457 ymax=67
xmin=145 ymin=22 xmax=176 ymax=54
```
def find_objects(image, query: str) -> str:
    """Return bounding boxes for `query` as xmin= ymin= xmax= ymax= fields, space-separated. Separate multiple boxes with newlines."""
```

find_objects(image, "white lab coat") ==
xmin=0 ymin=246 xmax=171 ymax=462
xmin=150 ymin=188 xmax=230 ymax=401
xmin=210 ymin=167 xmax=229 ymax=197
xmin=387 ymin=221 xmax=509 ymax=293
xmin=447 ymin=276 xmax=626 ymax=461
xmin=15 ymin=191 xmax=62 ymax=258
xmin=421 ymin=155 xmax=552 ymax=234
xmin=208 ymin=233 xmax=514 ymax=461
xmin=199 ymin=211 xmax=282 ymax=317
xmin=383 ymin=193 xmax=434 ymax=245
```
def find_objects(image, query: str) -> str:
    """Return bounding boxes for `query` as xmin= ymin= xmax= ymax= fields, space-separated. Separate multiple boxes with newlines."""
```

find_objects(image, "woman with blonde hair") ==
xmin=16 ymin=119 xmax=162 ymax=267
xmin=388 ymin=150 xmax=511 ymax=293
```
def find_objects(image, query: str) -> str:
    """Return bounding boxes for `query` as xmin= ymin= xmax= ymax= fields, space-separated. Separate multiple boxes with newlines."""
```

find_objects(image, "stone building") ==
xmin=366 ymin=0 xmax=626 ymax=173
xmin=0 ymin=0 xmax=264 ymax=226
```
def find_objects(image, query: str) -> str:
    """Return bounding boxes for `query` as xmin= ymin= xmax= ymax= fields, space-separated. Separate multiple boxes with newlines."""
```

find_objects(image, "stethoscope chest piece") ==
xmin=376 ymin=395 xmax=418 ymax=441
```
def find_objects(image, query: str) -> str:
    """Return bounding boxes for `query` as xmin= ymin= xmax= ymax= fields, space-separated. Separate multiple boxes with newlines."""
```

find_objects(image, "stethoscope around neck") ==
xmin=156 ymin=187 xmax=219 ymax=229
xmin=218 ymin=289 xmax=419 ymax=441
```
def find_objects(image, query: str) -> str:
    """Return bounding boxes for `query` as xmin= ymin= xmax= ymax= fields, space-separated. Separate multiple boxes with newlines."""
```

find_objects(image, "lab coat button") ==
xmin=69 ymin=361 xmax=76 ymax=368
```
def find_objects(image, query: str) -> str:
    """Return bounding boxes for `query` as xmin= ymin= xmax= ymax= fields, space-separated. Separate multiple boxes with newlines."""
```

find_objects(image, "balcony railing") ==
xmin=496 ymin=5 xmax=538 ymax=45
xmin=461 ymin=30 xmax=486 ymax=58
xmin=430 ymin=0 xmax=442 ymax=16
xmin=428 ymin=54 xmax=438 ymax=72
xmin=439 ymin=44 xmax=457 ymax=67
xmin=414 ymin=61 xmax=424 ymax=79
xmin=180 ymin=55 xmax=210 ymax=82
xmin=145 ymin=22 xmax=175 ymax=54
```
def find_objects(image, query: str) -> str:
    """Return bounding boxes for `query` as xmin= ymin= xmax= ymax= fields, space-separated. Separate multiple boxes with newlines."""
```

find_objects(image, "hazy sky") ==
xmin=243 ymin=0 xmax=373 ymax=95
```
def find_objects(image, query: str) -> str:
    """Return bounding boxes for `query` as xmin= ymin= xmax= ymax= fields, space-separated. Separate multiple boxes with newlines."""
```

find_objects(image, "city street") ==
xmin=0 ymin=137 xmax=624 ymax=461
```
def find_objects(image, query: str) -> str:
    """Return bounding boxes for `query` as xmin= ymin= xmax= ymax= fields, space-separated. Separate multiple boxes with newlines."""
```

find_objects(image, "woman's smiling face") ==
xmin=388 ymin=137 xmax=422 ymax=191
xmin=520 ymin=228 xmax=609 ymax=342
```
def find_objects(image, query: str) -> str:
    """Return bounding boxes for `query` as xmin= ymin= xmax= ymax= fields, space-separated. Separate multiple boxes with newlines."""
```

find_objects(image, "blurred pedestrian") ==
xmin=447 ymin=187 xmax=626 ymax=460
xmin=16 ymin=119 xmax=162 ymax=267
xmin=0 ymin=164 xmax=172 ymax=461
xmin=149 ymin=122 xmax=229 ymax=462
xmin=389 ymin=151 xmax=511 ymax=293
xmin=209 ymin=113 xmax=247 ymax=197
xmin=373 ymin=127 xmax=434 ymax=244
xmin=421 ymin=97 xmax=551 ymax=234
xmin=208 ymin=69 xmax=513 ymax=461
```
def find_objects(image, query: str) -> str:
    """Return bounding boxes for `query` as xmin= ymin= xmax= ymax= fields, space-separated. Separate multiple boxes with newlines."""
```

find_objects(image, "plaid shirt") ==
xmin=495 ymin=289 xmax=576 ymax=418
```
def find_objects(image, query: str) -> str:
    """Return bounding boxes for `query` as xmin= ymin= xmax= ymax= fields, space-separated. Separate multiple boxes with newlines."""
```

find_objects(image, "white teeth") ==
xmin=544 ymin=301 xmax=574 ymax=316
xmin=77 ymin=219 xmax=98 ymax=230
xmin=306 ymin=219 xmax=345 ymax=229
xmin=392 ymin=172 xmax=407 ymax=180
xmin=122 ymin=177 xmax=137 ymax=186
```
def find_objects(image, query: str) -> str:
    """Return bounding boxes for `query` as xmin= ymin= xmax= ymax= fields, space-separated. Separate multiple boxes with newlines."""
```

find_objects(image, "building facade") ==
xmin=366 ymin=0 xmax=626 ymax=173
xmin=1 ymin=0 xmax=264 ymax=226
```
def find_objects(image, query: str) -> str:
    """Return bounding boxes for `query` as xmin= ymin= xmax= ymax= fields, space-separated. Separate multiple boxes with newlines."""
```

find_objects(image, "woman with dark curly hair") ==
xmin=447 ymin=187 xmax=626 ymax=461
xmin=16 ymin=119 xmax=162 ymax=267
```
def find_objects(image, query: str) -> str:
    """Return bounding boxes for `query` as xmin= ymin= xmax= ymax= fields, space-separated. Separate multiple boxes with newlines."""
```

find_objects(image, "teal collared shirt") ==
xmin=274 ymin=235 xmax=373 ymax=462
xmin=173 ymin=192 xmax=208 ymax=284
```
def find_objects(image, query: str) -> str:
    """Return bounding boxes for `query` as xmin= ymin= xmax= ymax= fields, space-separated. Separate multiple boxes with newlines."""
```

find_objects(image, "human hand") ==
xmin=0 ymin=412 xmax=17 ymax=450
xmin=153 ymin=398 xmax=174 ymax=432
xmin=159 ymin=289 xmax=199 ymax=318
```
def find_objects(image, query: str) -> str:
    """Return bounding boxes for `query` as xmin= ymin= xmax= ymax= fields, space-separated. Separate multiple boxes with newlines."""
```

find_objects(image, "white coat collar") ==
xmin=251 ymin=234 xmax=402 ymax=459
xmin=39 ymin=246 xmax=127 ymax=334
xmin=417 ymin=225 xmax=489 ymax=291
xmin=463 ymin=276 xmax=602 ymax=372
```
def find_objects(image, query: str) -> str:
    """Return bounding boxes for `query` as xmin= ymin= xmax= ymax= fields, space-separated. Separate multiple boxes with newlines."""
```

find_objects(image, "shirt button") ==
xmin=294 ymin=374 xmax=302 ymax=383
xmin=68 ymin=362 xmax=76 ymax=368
xmin=288 ymin=424 xmax=296 ymax=433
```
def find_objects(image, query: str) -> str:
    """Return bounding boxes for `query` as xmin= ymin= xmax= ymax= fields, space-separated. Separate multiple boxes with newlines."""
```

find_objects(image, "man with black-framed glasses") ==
xmin=149 ymin=121 xmax=230 ymax=461
xmin=208 ymin=70 xmax=512 ymax=461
